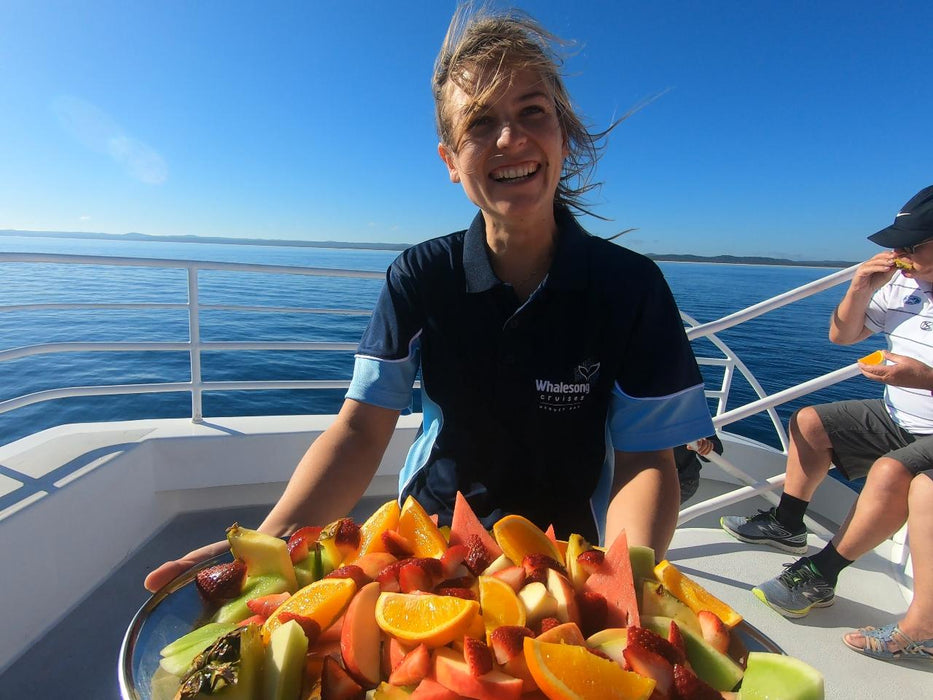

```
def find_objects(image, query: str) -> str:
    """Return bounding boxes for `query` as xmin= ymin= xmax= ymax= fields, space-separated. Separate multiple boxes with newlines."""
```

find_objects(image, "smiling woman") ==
xmin=146 ymin=3 xmax=714 ymax=597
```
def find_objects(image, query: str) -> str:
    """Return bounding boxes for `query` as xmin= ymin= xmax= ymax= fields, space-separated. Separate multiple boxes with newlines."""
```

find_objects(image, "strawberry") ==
xmin=437 ymin=574 xmax=475 ymax=589
xmin=235 ymin=613 xmax=266 ymax=628
xmin=667 ymin=620 xmax=687 ymax=661
xmin=382 ymin=530 xmax=415 ymax=558
xmin=672 ymin=663 xmax=722 ymax=700
xmin=195 ymin=561 xmax=246 ymax=602
xmin=576 ymin=590 xmax=608 ymax=637
xmin=491 ymin=565 xmax=525 ymax=592
xmin=697 ymin=610 xmax=730 ymax=654
xmin=624 ymin=644 xmax=674 ymax=697
xmin=277 ymin=612 xmax=322 ymax=644
xmin=324 ymin=564 xmax=372 ymax=589
xmin=627 ymin=626 xmax=685 ymax=666
xmin=334 ymin=518 xmax=362 ymax=555
xmin=538 ymin=617 xmax=561 ymax=635
xmin=575 ymin=549 xmax=606 ymax=575
xmin=245 ymin=591 xmax=290 ymax=618
xmin=376 ymin=558 xmax=414 ymax=591
xmin=463 ymin=636 xmax=494 ymax=676
xmin=440 ymin=544 xmax=470 ymax=578
xmin=321 ymin=655 xmax=365 ymax=700
xmin=286 ymin=525 xmax=323 ymax=563
xmin=388 ymin=643 xmax=430 ymax=686
xmin=434 ymin=586 xmax=477 ymax=600
xmin=399 ymin=561 xmax=433 ymax=593
xmin=463 ymin=534 xmax=493 ymax=576
xmin=489 ymin=625 xmax=534 ymax=664
xmin=522 ymin=553 xmax=565 ymax=578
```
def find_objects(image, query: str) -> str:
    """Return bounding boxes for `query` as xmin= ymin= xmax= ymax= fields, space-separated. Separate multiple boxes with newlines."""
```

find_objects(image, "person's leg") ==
xmin=843 ymin=472 xmax=933 ymax=657
xmin=720 ymin=406 xmax=833 ymax=554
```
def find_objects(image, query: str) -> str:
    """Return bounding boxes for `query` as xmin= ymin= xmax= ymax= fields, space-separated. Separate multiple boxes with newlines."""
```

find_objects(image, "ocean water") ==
xmin=0 ymin=235 xmax=879 ymax=460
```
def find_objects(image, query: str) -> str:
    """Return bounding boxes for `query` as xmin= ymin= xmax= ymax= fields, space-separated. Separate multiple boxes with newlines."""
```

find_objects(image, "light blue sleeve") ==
xmin=608 ymin=381 xmax=714 ymax=451
xmin=345 ymin=337 xmax=421 ymax=413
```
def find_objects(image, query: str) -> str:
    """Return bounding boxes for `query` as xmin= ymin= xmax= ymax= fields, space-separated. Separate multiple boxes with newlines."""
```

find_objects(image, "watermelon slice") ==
xmin=449 ymin=491 xmax=503 ymax=559
xmin=582 ymin=529 xmax=639 ymax=628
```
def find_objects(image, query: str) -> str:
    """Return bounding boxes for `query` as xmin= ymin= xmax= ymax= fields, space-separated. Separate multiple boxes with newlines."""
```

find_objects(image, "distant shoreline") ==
xmin=0 ymin=229 xmax=859 ymax=268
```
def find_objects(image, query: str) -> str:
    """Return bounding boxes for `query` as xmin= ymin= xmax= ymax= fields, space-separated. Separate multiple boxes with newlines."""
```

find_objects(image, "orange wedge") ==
xmin=492 ymin=514 xmax=563 ymax=566
xmin=343 ymin=499 xmax=400 ymax=562
xmin=523 ymin=637 xmax=655 ymax=700
xmin=375 ymin=592 xmax=480 ymax=648
xmin=654 ymin=560 xmax=742 ymax=628
xmin=478 ymin=575 xmax=526 ymax=636
xmin=397 ymin=495 xmax=448 ymax=559
xmin=261 ymin=577 xmax=357 ymax=643
xmin=859 ymin=350 xmax=885 ymax=365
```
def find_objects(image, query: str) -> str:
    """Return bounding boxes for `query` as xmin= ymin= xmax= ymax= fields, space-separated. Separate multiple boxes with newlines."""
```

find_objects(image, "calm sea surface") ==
xmin=0 ymin=235 xmax=877 ymax=468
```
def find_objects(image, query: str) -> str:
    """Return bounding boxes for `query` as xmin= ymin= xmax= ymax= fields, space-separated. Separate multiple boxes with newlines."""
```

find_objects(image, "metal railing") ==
xmin=2 ymin=253 xmax=865 ymax=523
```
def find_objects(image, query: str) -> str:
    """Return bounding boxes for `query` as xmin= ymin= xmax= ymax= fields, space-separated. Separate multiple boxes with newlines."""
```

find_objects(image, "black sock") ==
xmin=775 ymin=493 xmax=808 ymax=530
xmin=808 ymin=543 xmax=852 ymax=587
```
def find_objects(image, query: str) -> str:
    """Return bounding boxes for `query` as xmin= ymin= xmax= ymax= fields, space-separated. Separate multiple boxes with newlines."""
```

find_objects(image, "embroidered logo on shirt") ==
xmin=904 ymin=294 xmax=921 ymax=305
xmin=922 ymin=321 xmax=933 ymax=331
xmin=535 ymin=361 xmax=600 ymax=413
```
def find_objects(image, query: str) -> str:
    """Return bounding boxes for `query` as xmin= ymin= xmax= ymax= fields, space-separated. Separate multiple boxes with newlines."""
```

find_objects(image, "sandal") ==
xmin=842 ymin=623 xmax=933 ymax=662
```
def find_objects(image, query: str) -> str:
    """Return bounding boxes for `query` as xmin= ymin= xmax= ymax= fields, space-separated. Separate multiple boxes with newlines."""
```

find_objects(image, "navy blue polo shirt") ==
xmin=347 ymin=206 xmax=713 ymax=544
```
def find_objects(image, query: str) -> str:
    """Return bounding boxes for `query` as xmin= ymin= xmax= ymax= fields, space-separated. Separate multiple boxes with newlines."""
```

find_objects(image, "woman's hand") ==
xmin=144 ymin=540 xmax=229 ymax=593
xmin=859 ymin=351 xmax=933 ymax=390
xmin=688 ymin=437 xmax=714 ymax=456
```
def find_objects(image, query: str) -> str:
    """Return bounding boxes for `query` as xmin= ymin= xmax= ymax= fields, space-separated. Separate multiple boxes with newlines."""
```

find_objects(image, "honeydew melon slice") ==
xmin=738 ymin=652 xmax=824 ymax=700
xmin=159 ymin=622 xmax=237 ymax=676
xmin=213 ymin=574 xmax=291 ymax=624
xmin=643 ymin=615 xmax=743 ymax=691
xmin=264 ymin=619 xmax=309 ymax=700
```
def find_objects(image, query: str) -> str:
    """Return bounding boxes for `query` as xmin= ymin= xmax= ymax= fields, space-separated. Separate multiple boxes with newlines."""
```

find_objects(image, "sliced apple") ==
xmin=585 ymin=627 xmax=628 ymax=666
xmin=517 ymin=582 xmax=558 ymax=626
xmin=339 ymin=581 xmax=383 ymax=688
xmin=545 ymin=569 xmax=580 ymax=625
xmin=433 ymin=647 xmax=524 ymax=700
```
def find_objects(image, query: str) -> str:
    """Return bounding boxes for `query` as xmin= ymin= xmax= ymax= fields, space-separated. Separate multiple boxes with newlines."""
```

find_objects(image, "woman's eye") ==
xmin=468 ymin=115 xmax=493 ymax=130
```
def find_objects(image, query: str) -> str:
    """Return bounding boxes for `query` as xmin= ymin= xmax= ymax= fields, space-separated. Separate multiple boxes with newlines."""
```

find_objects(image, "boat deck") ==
xmin=0 ymin=492 xmax=929 ymax=699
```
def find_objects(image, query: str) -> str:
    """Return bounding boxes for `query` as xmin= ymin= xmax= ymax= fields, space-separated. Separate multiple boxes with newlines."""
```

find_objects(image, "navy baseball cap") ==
xmin=868 ymin=185 xmax=933 ymax=249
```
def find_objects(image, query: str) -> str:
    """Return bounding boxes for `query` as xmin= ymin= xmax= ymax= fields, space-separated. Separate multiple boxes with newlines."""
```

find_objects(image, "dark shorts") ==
xmin=812 ymin=399 xmax=933 ymax=480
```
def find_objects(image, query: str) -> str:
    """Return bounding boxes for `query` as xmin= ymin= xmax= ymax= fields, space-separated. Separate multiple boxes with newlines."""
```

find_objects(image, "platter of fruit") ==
xmin=120 ymin=494 xmax=825 ymax=699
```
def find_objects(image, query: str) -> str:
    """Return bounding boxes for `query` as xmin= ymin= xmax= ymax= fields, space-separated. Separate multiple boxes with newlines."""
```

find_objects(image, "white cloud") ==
xmin=52 ymin=96 xmax=168 ymax=185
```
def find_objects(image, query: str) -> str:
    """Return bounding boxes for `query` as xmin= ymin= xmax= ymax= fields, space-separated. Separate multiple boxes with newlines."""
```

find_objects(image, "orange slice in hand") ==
xmin=343 ymin=499 xmax=400 ymax=562
xmin=478 ymin=575 xmax=526 ymax=635
xmin=859 ymin=350 xmax=885 ymax=365
xmin=261 ymin=577 xmax=357 ymax=643
xmin=397 ymin=495 xmax=447 ymax=558
xmin=492 ymin=514 xmax=563 ymax=565
xmin=375 ymin=592 xmax=480 ymax=648
xmin=523 ymin=637 xmax=655 ymax=700
xmin=654 ymin=560 xmax=742 ymax=628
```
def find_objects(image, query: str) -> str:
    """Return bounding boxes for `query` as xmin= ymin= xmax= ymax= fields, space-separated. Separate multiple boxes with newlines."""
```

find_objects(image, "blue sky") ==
xmin=2 ymin=1 xmax=931 ymax=260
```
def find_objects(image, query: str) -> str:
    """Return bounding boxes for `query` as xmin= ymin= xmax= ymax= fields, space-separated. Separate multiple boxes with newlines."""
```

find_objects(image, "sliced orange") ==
xmin=523 ymin=637 xmax=655 ymax=700
xmin=478 ymin=575 xmax=526 ymax=636
xmin=375 ymin=592 xmax=480 ymax=648
xmin=654 ymin=560 xmax=742 ymax=628
xmin=343 ymin=499 xmax=400 ymax=563
xmin=492 ymin=514 xmax=563 ymax=565
xmin=859 ymin=350 xmax=885 ymax=365
xmin=397 ymin=495 xmax=447 ymax=559
xmin=261 ymin=577 xmax=357 ymax=643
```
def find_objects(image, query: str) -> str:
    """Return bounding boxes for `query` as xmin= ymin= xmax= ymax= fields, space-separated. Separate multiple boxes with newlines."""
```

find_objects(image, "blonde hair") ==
xmin=433 ymin=4 xmax=617 ymax=217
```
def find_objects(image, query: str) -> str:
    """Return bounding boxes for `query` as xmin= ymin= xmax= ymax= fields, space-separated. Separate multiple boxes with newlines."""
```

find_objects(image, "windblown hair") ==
xmin=433 ymin=4 xmax=618 ymax=217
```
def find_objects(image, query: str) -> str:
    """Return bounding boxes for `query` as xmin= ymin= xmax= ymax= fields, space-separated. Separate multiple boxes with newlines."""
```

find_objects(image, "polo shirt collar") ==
xmin=462 ymin=205 xmax=590 ymax=294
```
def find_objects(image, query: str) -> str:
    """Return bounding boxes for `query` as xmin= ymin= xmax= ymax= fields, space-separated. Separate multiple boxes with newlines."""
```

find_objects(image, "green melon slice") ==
xmin=643 ymin=615 xmax=743 ymax=691
xmin=738 ymin=652 xmax=824 ymax=700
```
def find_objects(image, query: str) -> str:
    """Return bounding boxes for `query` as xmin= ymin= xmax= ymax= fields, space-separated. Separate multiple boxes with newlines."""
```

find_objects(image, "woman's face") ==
xmin=438 ymin=69 xmax=567 ymax=228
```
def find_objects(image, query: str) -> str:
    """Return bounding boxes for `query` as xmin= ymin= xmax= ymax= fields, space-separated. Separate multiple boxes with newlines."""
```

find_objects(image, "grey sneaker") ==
xmin=752 ymin=558 xmax=835 ymax=618
xmin=720 ymin=508 xmax=807 ymax=554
